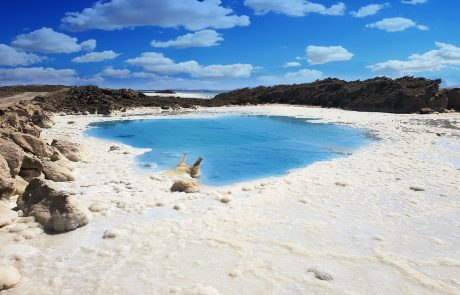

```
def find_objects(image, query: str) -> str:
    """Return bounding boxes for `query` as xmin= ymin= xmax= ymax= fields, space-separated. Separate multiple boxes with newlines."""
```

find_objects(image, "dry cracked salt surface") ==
xmin=1 ymin=105 xmax=460 ymax=295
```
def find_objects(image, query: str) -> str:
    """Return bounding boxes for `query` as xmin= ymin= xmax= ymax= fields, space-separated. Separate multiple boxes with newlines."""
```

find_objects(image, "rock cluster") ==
xmin=0 ymin=101 xmax=85 ymax=233
xmin=17 ymin=178 xmax=89 ymax=232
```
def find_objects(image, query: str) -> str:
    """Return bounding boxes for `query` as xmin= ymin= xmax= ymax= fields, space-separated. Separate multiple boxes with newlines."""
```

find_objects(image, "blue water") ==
xmin=87 ymin=115 xmax=372 ymax=185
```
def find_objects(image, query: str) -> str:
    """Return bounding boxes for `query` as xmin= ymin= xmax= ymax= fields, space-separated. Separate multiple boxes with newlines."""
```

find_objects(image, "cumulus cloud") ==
xmin=0 ymin=67 xmax=103 ymax=85
xmin=244 ymin=0 xmax=345 ymax=16
xmin=283 ymin=62 xmax=302 ymax=68
xmin=61 ymin=0 xmax=250 ymax=31
xmin=258 ymin=69 xmax=323 ymax=85
xmin=0 ymin=44 xmax=45 ymax=66
xmin=366 ymin=17 xmax=428 ymax=32
xmin=306 ymin=45 xmax=353 ymax=65
xmin=72 ymin=50 xmax=120 ymax=63
xmin=151 ymin=30 xmax=223 ymax=48
xmin=367 ymin=42 xmax=460 ymax=73
xmin=126 ymin=52 xmax=253 ymax=78
xmin=402 ymin=0 xmax=427 ymax=4
xmin=350 ymin=3 xmax=389 ymax=18
xmin=98 ymin=66 xmax=131 ymax=78
xmin=11 ymin=27 xmax=96 ymax=54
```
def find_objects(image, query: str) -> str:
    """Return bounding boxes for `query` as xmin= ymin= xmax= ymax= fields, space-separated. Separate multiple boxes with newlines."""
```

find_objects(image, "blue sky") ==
xmin=0 ymin=0 xmax=459 ymax=90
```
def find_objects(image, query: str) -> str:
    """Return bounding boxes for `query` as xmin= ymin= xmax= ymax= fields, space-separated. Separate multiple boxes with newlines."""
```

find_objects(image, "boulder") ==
xmin=0 ymin=202 xmax=18 ymax=227
xmin=19 ymin=153 xmax=43 ymax=182
xmin=0 ymin=264 xmax=21 ymax=291
xmin=0 ymin=138 xmax=24 ymax=177
xmin=427 ymin=92 xmax=448 ymax=112
xmin=170 ymin=179 xmax=200 ymax=193
xmin=51 ymin=139 xmax=83 ymax=162
xmin=18 ymin=178 xmax=89 ymax=232
xmin=9 ymin=132 xmax=54 ymax=158
xmin=0 ymin=156 xmax=15 ymax=199
xmin=42 ymin=160 xmax=75 ymax=182
xmin=444 ymin=88 xmax=460 ymax=111
xmin=13 ymin=176 xmax=28 ymax=196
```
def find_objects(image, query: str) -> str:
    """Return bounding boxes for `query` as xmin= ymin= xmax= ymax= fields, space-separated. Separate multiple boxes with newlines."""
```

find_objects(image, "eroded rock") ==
xmin=18 ymin=178 xmax=88 ymax=232
xmin=171 ymin=179 xmax=200 ymax=193
xmin=9 ymin=132 xmax=54 ymax=158
xmin=51 ymin=139 xmax=83 ymax=162
xmin=0 ymin=138 xmax=24 ymax=177
xmin=42 ymin=160 xmax=75 ymax=182
xmin=0 ymin=155 xmax=15 ymax=199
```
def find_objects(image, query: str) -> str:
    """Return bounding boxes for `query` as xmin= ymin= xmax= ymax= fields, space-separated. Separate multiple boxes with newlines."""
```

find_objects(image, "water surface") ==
xmin=87 ymin=115 xmax=372 ymax=185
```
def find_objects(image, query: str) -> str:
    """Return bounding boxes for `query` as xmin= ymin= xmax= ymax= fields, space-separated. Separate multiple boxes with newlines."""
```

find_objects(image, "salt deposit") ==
xmin=1 ymin=105 xmax=459 ymax=294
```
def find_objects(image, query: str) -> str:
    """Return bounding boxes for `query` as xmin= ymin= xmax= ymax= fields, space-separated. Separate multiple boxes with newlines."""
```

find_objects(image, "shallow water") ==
xmin=86 ymin=115 xmax=372 ymax=185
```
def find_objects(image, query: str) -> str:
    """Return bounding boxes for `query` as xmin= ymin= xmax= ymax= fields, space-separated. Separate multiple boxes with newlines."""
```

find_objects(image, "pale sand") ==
xmin=1 ymin=105 xmax=460 ymax=294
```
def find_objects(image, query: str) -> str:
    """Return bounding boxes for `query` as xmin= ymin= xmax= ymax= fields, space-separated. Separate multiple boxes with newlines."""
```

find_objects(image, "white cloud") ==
xmin=367 ymin=42 xmax=460 ymax=73
xmin=0 ymin=67 xmax=103 ymax=85
xmin=126 ymin=52 xmax=253 ymax=78
xmin=283 ymin=62 xmax=302 ymax=68
xmin=306 ymin=45 xmax=353 ymax=65
xmin=11 ymin=27 xmax=96 ymax=54
xmin=0 ymin=44 xmax=45 ymax=66
xmin=61 ymin=0 xmax=250 ymax=31
xmin=72 ymin=50 xmax=120 ymax=63
xmin=258 ymin=69 xmax=323 ymax=85
xmin=366 ymin=17 xmax=428 ymax=32
xmin=151 ymin=30 xmax=223 ymax=48
xmin=350 ymin=3 xmax=389 ymax=18
xmin=244 ymin=0 xmax=345 ymax=16
xmin=99 ymin=66 xmax=131 ymax=78
xmin=402 ymin=0 xmax=427 ymax=4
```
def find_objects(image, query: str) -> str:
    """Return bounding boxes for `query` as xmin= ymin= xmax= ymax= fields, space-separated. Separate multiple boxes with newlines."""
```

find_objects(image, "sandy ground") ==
xmin=1 ymin=105 xmax=460 ymax=295
xmin=0 ymin=92 xmax=49 ymax=107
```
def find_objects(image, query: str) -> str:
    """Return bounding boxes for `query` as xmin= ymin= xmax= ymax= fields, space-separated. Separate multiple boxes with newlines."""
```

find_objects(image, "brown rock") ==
xmin=51 ymin=139 xmax=83 ymax=162
xmin=0 ymin=138 xmax=24 ymax=177
xmin=18 ymin=178 xmax=89 ymax=232
xmin=0 ymin=156 xmax=15 ymax=199
xmin=170 ymin=179 xmax=200 ymax=193
xmin=42 ymin=160 xmax=75 ymax=182
xmin=13 ymin=176 xmax=28 ymax=196
xmin=9 ymin=132 xmax=54 ymax=158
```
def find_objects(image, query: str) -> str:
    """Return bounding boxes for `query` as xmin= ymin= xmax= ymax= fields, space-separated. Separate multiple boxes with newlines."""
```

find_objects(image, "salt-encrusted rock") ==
xmin=220 ymin=196 xmax=232 ymax=203
xmin=9 ymin=132 xmax=54 ymax=158
xmin=13 ymin=176 xmax=28 ymax=196
xmin=0 ymin=202 xmax=18 ymax=227
xmin=0 ymin=138 xmax=24 ymax=177
xmin=88 ymin=202 xmax=109 ymax=212
xmin=0 ymin=264 xmax=21 ymax=290
xmin=42 ymin=160 xmax=75 ymax=182
xmin=18 ymin=178 xmax=89 ymax=232
xmin=307 ymin=267 xmax=334 ymax=281
xmin=19 ymin=153 xmax=43 ymax=181
xmin=51 ymin=139 xmax=83 ymax=162
xmin=170 ymin=179 xmax=200 ymax=193
xmin=0 ymin=156 xmax=15 ymax=199
xmin=103 ymin=229 xmax=120 ymax=239
xmin=109 ymin=145 xmax=120 ymax=152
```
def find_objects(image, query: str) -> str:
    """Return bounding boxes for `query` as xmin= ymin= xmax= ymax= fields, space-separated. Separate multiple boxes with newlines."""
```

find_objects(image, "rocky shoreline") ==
xmin=0 ymin=76 xmax=459 ymax=291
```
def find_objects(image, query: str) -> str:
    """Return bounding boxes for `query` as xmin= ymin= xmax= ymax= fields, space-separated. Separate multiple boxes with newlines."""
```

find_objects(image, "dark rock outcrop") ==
xmin=212 ymin=77 xmax=449 ymax=114
xmin=18 ymin=178 xmax=88 ymax=232
xmin=443 ymin=88 xmax=460 ymax=111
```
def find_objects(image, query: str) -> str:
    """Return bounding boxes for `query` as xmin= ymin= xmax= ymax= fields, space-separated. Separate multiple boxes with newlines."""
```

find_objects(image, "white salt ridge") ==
xmin=0 ymin=105 xmax=459 ymax=294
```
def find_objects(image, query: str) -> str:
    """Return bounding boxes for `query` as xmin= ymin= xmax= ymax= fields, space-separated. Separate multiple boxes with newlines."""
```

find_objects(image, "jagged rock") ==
xmin=51 ymin=139 xmax=83 ymax=162
xmin=212 ymin=77 xmax=447 ymax=114
xmin=174 ymin=155 xmax=203 ymax=178
xmin=171 ymin=179 xmax=200 ymax=193
xmin=427 ymin=92 xmax=448 ymax=112
xmin=18 ymin=178 xmax=89 ymax=232
xmin=0 ymin=138 xmax=24 ymax=177
xmin=9 ymin=132 xmax=54 ymax=158
xmin=307 ymin=267 xmax=334 ymax=281
xmin=0 ymin=202 xmax=18 ymax=227
xmin=0 ymin=264 xmax=21 ymax=290
xmin=13 ymin=176 xmax=28 ymax=196
xmin=444 ymin=88 xmax=460 ymax=111
xmin=0 ymin=156 xmax=15 ymax=199
xmin=42 ymin=160 xmax=75 ymax=182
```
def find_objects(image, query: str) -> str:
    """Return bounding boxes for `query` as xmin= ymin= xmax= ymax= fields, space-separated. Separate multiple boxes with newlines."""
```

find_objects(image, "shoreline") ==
xmin=1 ymin=105 xmax=460 ymax=294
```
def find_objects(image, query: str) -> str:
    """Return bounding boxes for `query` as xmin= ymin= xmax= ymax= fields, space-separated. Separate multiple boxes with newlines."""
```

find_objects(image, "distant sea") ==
xmin=141 ymin=90 xmax=227 ymax=99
